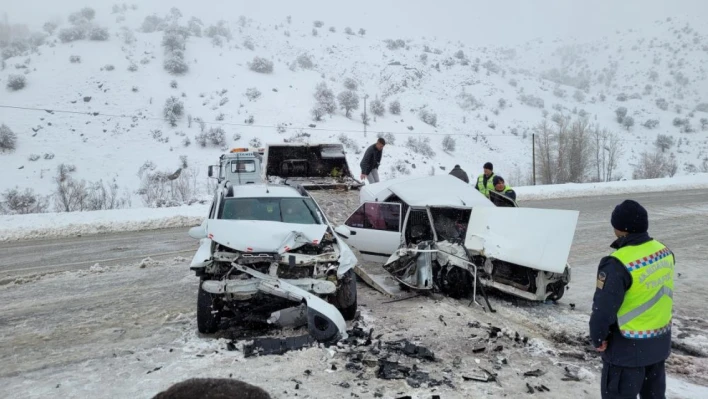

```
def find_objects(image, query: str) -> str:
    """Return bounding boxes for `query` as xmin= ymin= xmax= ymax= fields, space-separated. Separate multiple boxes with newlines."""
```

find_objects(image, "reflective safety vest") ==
xmin=611 ymin=240 xmax=674 ymax=339
xmin=476 ymin=174 xmax=495 ymax=197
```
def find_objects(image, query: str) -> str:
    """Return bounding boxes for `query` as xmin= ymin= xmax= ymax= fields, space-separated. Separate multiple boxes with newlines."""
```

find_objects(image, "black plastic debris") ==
xmin=346 ymin=362 xmax=363 ymax=372
xmin=526 ymin=382 xmax=535 ymax=394
xmin=570 ymin=303 xmax=576 ymax=310
xmin=493 ymin=345 xmax=504 ymax=352
xmin=406 ymin=370 xmax=430 ymax=388
xmin=472 ymin=344 xmax=486 ymax=353
xmin=489 ymin=326 xmax=502 ymax=338
xmin=462 ymin=373 xmax=490 ymax=382
xmin=377 ymin=360 xmax=411 ymax=380
xmin=339 ymin=382 xmax=351 ymax=388
xmin=562 ymin=367 xmax=581 ymax=382
xmin=438 ymin=315 xmax=447 ymax=326
xmin=146 ymin=366 xmax=162 ymax=374
xmin=243 ymin=335 xmax=316 ymax=358
xmin=226 ymin=342 xmax=237 ymax=351
xmin=384 ymin=340 xmax=435 ymax=361
xmin=468 ymin=321 xmax=482 ymax=328
xmin=523 ymin=369 xmax=546 ymax=377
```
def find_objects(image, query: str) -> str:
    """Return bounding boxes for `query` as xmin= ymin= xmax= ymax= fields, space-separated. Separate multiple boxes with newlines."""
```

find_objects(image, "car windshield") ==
xmin=230 ymin=160 xmax=256 ymax=173
xmin=219 ymin=197 xmax=323 ymax=224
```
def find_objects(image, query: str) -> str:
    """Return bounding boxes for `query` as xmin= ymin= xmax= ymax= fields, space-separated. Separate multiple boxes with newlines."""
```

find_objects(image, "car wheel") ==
xmin=333 ymin=269 xmax=357 ymax=321
xmin=548 ymin=281 xmax=566 ymax=302
xmin=440 ymin=266 xmax=472 ymax=299
xmin=197 ymin=282 xmax=221 ymax=334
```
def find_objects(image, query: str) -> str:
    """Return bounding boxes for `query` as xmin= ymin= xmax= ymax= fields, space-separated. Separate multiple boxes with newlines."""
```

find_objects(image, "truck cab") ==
xmin=208 ymin=148 xmax=265 ymax=185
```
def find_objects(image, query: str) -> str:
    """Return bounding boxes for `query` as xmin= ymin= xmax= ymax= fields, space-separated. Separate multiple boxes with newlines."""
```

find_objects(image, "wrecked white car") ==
xmin=334 ymin=175 xmax=579 ymax=302
xmin=188 ymin=183 xmax=357 ymax=342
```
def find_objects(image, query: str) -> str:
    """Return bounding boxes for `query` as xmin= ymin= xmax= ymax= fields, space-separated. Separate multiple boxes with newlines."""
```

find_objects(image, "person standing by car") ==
xmin=475 ymin=162 xmax=495 ymax=197
xmin=360 ymin=137 xmax=386 ymax=183
xmin=589 ymin=200 xmax=674 ymax=399
xmin=489 ymin=176 xmax=516 ymax=207
xmin=448 ymin=164 xmax=469 ymax=183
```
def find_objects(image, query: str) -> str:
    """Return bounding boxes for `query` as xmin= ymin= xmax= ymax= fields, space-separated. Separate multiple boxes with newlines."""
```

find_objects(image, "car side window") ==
xmin=345 ymin=203 xmax=400 ymax=232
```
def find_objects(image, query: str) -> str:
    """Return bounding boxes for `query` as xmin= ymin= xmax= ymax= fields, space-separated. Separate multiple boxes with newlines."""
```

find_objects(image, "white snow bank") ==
xmin=516 ymin=174 xmax=708 ymax=201
xmin=0 ymin=204 xmax=209 ymax=242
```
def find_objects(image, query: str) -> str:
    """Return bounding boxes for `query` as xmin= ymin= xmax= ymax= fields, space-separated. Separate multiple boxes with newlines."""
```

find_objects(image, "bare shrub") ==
xmin=245 ymin=87 xmax=262 ymax=101
xmin=137 ymin=167 xmax=197 ymax=208
xmin=337 ymin=90 xmax=360 ymax=118
xmin=7 ymin=74 xmax=26 ymax=91
xmin=389 ymin=100 xmax=401 ymax=115
xmin=643 ymin=119 xmax=659 ymax=129
xmin=1 ymin=188 xmax=48 ymax=215
xmin=615 ymin=106 xmax=627 ymax=122
xmin=314 ymin=82 xmax=336 ymax=115
xmin=519 ymin=94 xmax=544 ymax=108
xmin=406 ymin=136 xmax=435 ymax=157
xmin=104 ymin=64 xmax=115 ymax=71
xmin=249 ymin=137 xmax=262 ymax=147
xmin=163 ymin=96 xmax=184 ymax=127
xmin=633 ymin=151 xmax=670 ymax=179
xmin=43 ymin=22 xmax=58 ymax=35
xmin=248 ymin=57 xmax=274 ymax=74
xmin=656 ymin=98 xmax=669 ymax=111
xmin=536 ymin=117 xmax=599 ymax=184
xmin=338 ymin=133 xmax=361 ymax=154
xmin=418 ymin=109 xmax=437 ymax=127
xmin=654 ymin=134 xmax=675 ymax=152
xmin=70 ymin=55 xmax=81 ymax=63
xmin=442 ymin=135 xmax=456 ymax=152
xmin=573 ymin=90 xmax=586 ymax=102
xmin=202 ymin=127 xmax=226 ymax=147
xmin=0 ymin=124 xmax=17 ymax=152
xmin=622 ymin=116 xmax=634 ymax=131
xmin=313 ymin=21 xmax=324 ymax=28
xmin=242 ymin=37 xmax=255 ymax=50
xmin=457 ymin=92 xmax=483 ymax=110
xmin=385 ymin=39 xmax=406 ymax=50
xmin=390 ymin=160 xmax=411 ymax=176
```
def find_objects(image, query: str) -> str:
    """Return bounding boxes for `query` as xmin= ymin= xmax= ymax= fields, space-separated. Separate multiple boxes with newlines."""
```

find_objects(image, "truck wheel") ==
xmin=333 ymin=269 xmax=358 ymax=321
xmin=197 ymin=283 xmax=221 ymax=334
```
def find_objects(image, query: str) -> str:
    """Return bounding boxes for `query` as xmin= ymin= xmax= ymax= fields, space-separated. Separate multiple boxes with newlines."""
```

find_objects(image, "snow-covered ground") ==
xmin=2 ymin=4 xmax=708 ymax=214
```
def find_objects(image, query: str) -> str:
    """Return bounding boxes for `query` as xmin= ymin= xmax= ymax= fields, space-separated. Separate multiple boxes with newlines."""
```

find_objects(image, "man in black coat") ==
xmin=360 ymin=137 xmax=385 ymax=183
xmin=489 ymin=175 xmax=517 ymax=207
xmin=589 ymin=200 xmax=675 ymax=399
xmin=448 ymin=165 xmax=469 ymax=183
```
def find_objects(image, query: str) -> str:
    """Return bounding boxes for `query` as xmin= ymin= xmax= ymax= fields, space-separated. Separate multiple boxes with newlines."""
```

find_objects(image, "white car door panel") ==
xmin=335 ymin=202 xmax=402 ymax=263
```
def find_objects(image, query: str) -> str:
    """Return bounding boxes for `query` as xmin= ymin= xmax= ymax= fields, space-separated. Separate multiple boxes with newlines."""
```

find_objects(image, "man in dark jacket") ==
xmin=360 ymin=138 xmax=385 ymax=183
xmin=448 ymin=165 xmax=469 ymax=183
xmin=590 ymin=200 xmax=674 ymax=399
xmin=489 ymin=176 xmax=516 ymax=207
xmin=475 ymin=162 xmax=495 ymax=197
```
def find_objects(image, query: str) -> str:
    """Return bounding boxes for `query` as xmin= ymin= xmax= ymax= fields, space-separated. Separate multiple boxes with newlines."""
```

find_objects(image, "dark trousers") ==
xmin=601 ymin=360 xmax=666 ymax=399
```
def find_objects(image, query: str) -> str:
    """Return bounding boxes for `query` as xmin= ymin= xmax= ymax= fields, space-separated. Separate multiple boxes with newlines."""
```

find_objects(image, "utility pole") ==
xmin=363 ymin=94 xmax=368 ymax=137
xmin=532 ymin=133 xmax=536 ymax=186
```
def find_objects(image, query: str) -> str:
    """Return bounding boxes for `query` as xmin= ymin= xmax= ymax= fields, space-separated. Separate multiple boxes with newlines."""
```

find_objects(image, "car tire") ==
xmin=333 ymin=269 xmax=358 ymax=321
xmin=548 ymin=281 xmax=566 ymax=302
xmin=440 ymin=266 xmax=472 ymax=299
xmin=197 ymin=282 xmax=221 ymax=334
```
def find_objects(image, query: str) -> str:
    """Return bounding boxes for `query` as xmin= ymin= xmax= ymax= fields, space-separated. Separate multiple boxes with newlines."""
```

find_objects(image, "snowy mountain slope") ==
xmin=1 ymin=7 xmax=707 ymax=211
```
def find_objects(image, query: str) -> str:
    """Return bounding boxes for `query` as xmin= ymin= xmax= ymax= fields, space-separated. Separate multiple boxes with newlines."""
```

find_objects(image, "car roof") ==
xmin=361 ymin=175 xmax=494 ymax=208
xmin=228 ymin=184 xmax=304 ymax=198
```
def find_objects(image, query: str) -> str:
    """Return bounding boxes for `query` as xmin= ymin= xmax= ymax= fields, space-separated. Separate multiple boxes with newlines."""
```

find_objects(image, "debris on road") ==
xmin=523 ymin=369 xmax=546 ymax=377
xmin=243 ymin=335 xmax=316 ymax=358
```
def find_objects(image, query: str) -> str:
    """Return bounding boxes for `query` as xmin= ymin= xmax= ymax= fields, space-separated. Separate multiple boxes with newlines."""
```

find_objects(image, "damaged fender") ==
xmin=230 ymin=263 xmax=348 ymax=342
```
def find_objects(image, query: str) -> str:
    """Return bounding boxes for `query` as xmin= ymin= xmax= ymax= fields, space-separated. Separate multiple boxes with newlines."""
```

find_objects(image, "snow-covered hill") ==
xmin=1 ymin=6 xmax=708 ymax=212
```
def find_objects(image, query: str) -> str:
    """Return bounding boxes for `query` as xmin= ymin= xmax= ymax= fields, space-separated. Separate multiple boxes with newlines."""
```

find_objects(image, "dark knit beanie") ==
xmin=611 ymin=200 xmax=648 ymax=234
xmin=492 ymin=175 xmax=504 ymax=185
xmin=484 ymin=162 xmax=493 ymax=171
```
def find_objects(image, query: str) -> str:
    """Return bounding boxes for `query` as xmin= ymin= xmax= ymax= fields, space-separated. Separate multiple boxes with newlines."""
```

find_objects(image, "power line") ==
xmin=0 ymin=103 xmax=655 ymax=142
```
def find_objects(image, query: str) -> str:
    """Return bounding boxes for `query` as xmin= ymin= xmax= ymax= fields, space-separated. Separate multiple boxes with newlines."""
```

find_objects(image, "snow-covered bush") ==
xmin=188 ymin=17 xmax=203 ymax=37
xmin=391 ymin=160 xmax=411 ymax=176
xmin=1 ymin=188 xmax=48 ymax=215
xmin=69 ymin=55 xmax=81 ymax=63
xmin=89 ymin=26 xmax=109 ymax=41
xmin=248 ymin=57 xmax=273 ymax=74
xmin=389 ymin=100 xmax=401 ymax=115
xmin=244 ymin=115 xmax=255 ymax=125
xmin=633 ymin=151 xmax=671 ymax=179
xmin=242 ymin=37 xmax=255 ymax=50
xmin=164 ymin=54 xmax=188 ymax=75
xmin=141 ymin=15 xmax=166 ymax=33
xmin=616 ymin=93 xmax=628 ymax=102
xmin=28 ymin=154 xmax=40 ymax=161
xmin=43 ymin=22 xmax=58 ymax=35
xmin=345 ymin=27 xmax=354 ymax=35
xmin=104 ymin=64 xmax=115 ymax=71
xmin=6 ymin=74 xmax=26 ymax=91
xmin=406 ymin=136 xmax=435 ymax=157
xmin=170 ymin=80 xmax=178 ymax=89
xmin=377 ymin=132 xmax=395 ymax=146
xmin=162 ymin=32 xmax=185 ymax=52
xmin=695 ymin=103 xmax=708 ymax=113
xmin=385 ymin=39 xmax=406 ymax=50
xmin=654 ymin=134 xmax=675 ymax=152
xmin=343 ymin=77 xmax=358 ymax=90
xmin=205 ymin=21 xmax=232 ymax=40
xmin=656 ymin=98 xmax=669 ymax=111
xmin=553 ymin=87 xmax=566 ymax=98
xmin=249 ymin=137 xmax=262 ymax=148
xmin=0 ymin=124 xmax=17 ymax=152
xmin=370 ymin=98 xmax=385 ymax=117
xmin=615 ymin=107 xmax=627 ymax=122
xmin=457 ymin=92 xmax=482 ymax=110
xmin=442 ymin=135 xmax=456 ymax=152
xmin=418 ymin=109 xmax=438 ymax=127
xmin=337 ymin=133 xmax=361 ymax=154
xmin=622 ymin=116 xmax=634 ymax=131
xmin=314 ymin=82 xmax=336 ymax=115
xmin=245 ymin=87 xmax=262 ymax=102
xmin=313 ymin=21 xmax=324 ymax=28
xmin=81 ymin=7 xmax=96 ymax=21
xmin=58 ymin=26 xmax=87 ymax=42
xmin=337 ymin=90 xmax=360 ymax=118
xmin=573 ymin=90 xmax=585 ymax=102
xmin=163 ymin=96 xmax=184 ymax=127
xmin=643 ymin=119 xmax=659 ymax=129
xmin=297 ymin=54 xmax=314 ymax=69
xmin=518 ymin=94 xmax=545 ymax=108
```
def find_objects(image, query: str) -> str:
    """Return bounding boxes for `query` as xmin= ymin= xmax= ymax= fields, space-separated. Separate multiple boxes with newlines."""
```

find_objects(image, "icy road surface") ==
xmin=0 ymin=189 xmax=707 ymax=399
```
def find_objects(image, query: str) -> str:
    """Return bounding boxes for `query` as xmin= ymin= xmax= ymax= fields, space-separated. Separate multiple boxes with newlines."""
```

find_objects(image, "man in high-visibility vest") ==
xmin=590 ymin=200 xmax=674 ymax=399
xmin=475 ymin=162 xmax=495 ymax=197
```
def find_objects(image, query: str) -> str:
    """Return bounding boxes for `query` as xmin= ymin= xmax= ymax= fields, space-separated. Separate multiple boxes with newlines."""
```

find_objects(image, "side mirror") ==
xmin=334 ymin=225 xmax=352 ymax=239
xmin=207 ymin=165 xmax=217 ymax=179
xmin=188 ymin=225 xmax=207 ymax=239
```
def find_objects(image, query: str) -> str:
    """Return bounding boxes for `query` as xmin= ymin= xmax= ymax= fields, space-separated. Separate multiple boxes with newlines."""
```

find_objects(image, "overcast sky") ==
xmin=2 ymin=0 xmax=707 ymax=46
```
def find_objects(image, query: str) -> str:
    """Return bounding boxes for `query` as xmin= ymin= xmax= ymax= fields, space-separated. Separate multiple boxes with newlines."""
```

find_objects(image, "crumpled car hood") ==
xmin=206 ymin=219 xmax=328 ymax=253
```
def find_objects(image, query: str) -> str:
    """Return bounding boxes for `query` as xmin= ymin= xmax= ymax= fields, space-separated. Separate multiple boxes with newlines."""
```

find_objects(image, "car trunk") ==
xmin=264 ymin=144 xmax=363 ymax=190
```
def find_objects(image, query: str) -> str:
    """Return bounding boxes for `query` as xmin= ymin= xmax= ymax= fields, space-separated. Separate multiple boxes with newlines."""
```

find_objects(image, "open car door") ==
xmin=334 ymin=202 xmax=402 ymax=263
xmin=464 ymin=207 xmax=579 ymax=274
xmin=489 ymin=191 xmax=518 ymax=207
